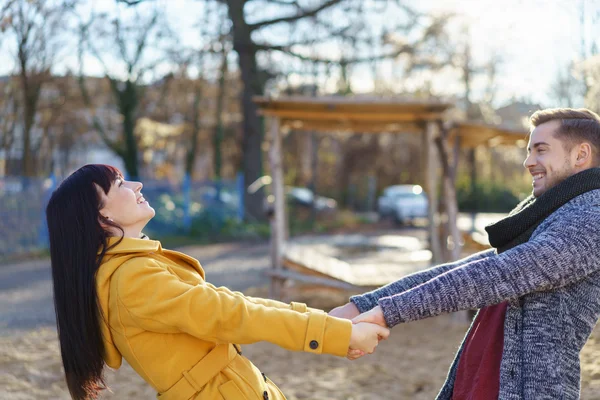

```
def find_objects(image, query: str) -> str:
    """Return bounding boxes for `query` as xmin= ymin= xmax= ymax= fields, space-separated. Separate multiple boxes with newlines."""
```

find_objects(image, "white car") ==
xmin=377 ymin=184 xmax=429 ymax=224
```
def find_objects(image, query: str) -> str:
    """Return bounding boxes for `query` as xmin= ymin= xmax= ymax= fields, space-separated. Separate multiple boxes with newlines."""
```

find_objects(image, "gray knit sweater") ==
xmin=350 ymin=190 xmax=600 ymax=399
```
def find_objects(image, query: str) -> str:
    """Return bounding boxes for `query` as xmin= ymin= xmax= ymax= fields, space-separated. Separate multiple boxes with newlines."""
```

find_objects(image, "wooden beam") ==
xmin=264 ymin=269 xmax=361 ymax=291
xmin=283 ymin=246 xmax=357 ymax=283
xmin=254 ymin=96 xmax=453 ymax=115
xmin=281 ymin=120 xmax=425 ymax=134
xmin=258 ymin=109 xmax=443 ymax=122
xmin=448 ymin=123 xmax=528 ymax=149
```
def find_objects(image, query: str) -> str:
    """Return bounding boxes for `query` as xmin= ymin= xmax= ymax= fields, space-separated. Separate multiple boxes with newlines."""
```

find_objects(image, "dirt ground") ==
xmin=3 ymin=288 xmax=600 ymax=400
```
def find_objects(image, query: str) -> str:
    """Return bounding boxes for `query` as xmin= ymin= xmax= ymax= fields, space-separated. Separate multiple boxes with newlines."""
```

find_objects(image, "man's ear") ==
xmin=575 ymin=143 xmax=592 ymax=167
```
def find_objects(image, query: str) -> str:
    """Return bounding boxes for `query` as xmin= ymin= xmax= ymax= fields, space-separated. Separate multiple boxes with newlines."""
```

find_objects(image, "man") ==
xmin=330 ymin=108 xmax=600 ymax=399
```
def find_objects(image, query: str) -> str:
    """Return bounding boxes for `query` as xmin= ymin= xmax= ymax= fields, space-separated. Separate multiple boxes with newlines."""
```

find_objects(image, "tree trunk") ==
xmin=186 ymin=81 xmax=202 ymax=177
xmin=19 ymin=75 xmax=40 ymax=177
xmin=228 ymin=0 xmax=265 ymax=220
xmin=214 ymin=45 xmax=228 ymax=186
xmin=119 ymin=79 xmax=140 ymax=179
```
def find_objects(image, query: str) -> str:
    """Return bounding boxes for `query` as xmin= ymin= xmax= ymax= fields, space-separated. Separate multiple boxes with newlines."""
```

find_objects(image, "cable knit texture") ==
xmin=350 ymin=169 xmax=600 ymax=399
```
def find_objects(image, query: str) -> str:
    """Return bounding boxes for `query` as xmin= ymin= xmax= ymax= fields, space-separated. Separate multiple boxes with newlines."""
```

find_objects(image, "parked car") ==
xmin=287 ymin=187 xmax=337 ymax=211
xmin=377 ymin=184 xmax=428 ymax=224
xmin=247 ymin=176 xmax=337 ymax=216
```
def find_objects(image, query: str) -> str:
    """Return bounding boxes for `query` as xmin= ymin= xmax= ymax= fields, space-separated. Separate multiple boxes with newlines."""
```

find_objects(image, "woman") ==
xmin=46 ymin=164 xmax=388 ymax=400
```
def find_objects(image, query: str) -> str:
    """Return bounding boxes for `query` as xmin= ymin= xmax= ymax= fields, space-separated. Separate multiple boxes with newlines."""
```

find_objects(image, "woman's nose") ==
xmin=129 ymin=181 xmax=143 ymax=191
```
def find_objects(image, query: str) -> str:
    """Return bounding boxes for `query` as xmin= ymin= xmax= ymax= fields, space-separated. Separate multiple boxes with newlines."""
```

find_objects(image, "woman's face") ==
xmin=98 ymin=177 xmax=155 ymax=237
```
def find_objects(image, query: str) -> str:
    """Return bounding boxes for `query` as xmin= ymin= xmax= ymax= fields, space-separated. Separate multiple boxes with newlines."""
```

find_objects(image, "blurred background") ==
xmin=1 ymin=0 xmax=599 ymax=260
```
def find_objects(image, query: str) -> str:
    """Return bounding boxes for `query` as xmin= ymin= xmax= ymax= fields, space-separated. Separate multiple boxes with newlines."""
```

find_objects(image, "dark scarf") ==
xmin=485 ymin=168 xmax=600 ymax=253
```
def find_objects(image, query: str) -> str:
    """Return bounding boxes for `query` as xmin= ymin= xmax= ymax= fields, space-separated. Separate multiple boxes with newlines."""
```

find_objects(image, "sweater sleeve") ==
xmin=378 ymin=208 xmax=600 ymax=327
xmin=114 ymin=259 xmax=351 ymax=357
xmin=349 ymin=248 xmax=495 ymax=312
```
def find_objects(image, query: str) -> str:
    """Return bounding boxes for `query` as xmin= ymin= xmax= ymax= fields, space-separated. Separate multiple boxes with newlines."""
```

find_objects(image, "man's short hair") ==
xmin=530 ymin=108 xmax=600 ymax=165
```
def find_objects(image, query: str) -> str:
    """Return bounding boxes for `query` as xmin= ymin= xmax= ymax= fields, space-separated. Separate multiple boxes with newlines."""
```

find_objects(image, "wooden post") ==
xmin=435 ymin=124 xmax=462 ymax=261
xmin=436 ymin=125 xmax=469 ymax=323
xmin=452 ymin=133 xmax=462 ymax=255
xmin=268 ymin=116 xmax=286 ymax=299
xmin=424 ymin=121 xmax=443 ymax=264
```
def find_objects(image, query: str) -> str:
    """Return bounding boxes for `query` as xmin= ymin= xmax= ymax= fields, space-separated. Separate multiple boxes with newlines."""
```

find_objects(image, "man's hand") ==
xmin=352 ymin=305 xmax=387 ymax=328
xmin=329 ymin=302 xmax=360 ymax=320
xmin=348 ymin=322 xmax=390 ymax=360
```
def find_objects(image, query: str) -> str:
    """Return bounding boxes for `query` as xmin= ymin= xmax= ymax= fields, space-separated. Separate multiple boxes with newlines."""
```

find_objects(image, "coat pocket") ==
xmin=218 ymin=380 xmax=248 ymax=400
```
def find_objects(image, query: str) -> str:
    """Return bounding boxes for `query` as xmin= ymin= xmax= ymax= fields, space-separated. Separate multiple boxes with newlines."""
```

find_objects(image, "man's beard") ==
xmin=534 ymin=160 xmax=574 ymax=197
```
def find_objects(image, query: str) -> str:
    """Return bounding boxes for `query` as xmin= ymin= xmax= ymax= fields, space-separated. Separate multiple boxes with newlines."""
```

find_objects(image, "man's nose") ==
xmin=523 ymin=153 xmax=535 ymax=169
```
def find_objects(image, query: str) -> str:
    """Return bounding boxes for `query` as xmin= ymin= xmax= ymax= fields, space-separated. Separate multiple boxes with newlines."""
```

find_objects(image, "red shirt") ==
xmin=452 ymin=302 xmax=509 ymax=400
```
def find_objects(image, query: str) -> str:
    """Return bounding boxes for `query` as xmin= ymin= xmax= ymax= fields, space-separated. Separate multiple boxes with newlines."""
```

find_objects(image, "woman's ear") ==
xmin=98 ymin=215 xmax=113 ymax=230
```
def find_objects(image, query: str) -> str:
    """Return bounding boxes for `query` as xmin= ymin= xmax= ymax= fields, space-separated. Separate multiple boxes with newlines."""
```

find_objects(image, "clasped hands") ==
xmin=329 ymin=302 xmax=389 ymax=360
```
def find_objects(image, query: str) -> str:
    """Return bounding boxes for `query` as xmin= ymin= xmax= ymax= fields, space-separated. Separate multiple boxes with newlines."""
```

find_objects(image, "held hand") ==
xmin=346 ymin=348 xmax=364 ymax=361
xmin=352 ymin=306 xmax=387 ymax=328
xmin=329 ymin=302 xmax=360 ymax=320
xmin=348 ymin=322 xmax=390 ymax=359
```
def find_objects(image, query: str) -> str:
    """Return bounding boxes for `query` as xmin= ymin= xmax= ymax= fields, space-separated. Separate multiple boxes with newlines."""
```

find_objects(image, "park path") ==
xmin=0 ymin=240 xmax=272 ymax=334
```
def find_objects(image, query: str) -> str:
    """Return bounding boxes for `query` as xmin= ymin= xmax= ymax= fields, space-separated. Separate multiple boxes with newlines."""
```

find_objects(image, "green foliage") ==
xmin=190 ymin=211 xmax=270 ymax=241
xmin=153 ymin=215 xmax=270 ymax=248
xmin=153 ymin=206 xmax=374 ymax=248
xmin=288 ymin=206 xmax=371 ymax=236
xmin=455 ymin=176 xmax=527 ymax=212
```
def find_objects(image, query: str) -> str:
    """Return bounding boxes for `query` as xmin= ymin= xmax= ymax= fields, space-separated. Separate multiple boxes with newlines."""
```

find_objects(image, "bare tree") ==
xmin=549 ymin=0 xmax=600 ymax=111
xmin=550 ymin=61 xmax=586 ymax=108
xmin=78 ymin=5 xmax=172 ymax=179
xmin=0 ymin=0 xmax=76 ymax=177
xmin=118 ymin=0 xmax=453 ymax=220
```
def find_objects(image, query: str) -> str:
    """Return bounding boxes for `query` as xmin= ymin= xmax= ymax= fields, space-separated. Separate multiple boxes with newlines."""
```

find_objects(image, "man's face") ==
xmin=523 ymin=120 xmax=578 ymax=197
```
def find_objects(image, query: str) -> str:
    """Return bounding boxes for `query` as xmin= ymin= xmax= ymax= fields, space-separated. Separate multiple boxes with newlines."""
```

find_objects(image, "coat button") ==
xmin=263 ymin=390 xmax=269 ymax=400
xmin=309 ymin=340 xmax=319 ymax=350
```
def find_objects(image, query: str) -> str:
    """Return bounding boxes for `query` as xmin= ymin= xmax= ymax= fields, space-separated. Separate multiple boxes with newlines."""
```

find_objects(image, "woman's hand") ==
xmin=347 ymin=322 xmax=390 ymax=360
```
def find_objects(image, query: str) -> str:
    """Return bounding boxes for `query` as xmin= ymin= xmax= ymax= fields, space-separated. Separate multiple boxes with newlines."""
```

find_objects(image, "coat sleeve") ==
xmin=378 ymin=208 xmax=600 ymax=327
xmin=349 ymin=248 xmax=495 ymax=312
xmin=113 ymin=259 xmax=351 ymax=356
xmin=203 ymin=281 xmax=316 ymax=313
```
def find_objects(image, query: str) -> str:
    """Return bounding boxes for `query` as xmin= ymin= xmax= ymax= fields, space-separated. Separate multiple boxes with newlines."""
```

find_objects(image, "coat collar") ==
xmin=102 ymin=236 xmax=162 ymax=255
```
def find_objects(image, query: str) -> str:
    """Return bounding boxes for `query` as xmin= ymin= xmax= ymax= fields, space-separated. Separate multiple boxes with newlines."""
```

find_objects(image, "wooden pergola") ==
xmin=254 ymin=96 xmax=528 ymax=298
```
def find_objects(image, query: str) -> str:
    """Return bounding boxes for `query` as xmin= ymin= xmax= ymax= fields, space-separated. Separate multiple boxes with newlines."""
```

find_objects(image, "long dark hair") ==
xmin=46 ymin=164 xmax=123 ymax=399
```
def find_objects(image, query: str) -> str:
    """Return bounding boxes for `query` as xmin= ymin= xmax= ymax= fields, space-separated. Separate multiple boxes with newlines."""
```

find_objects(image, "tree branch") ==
xmin=248 ymin=0 xmax=344 ymax=31
xmin=116 ymin=0 xmax=148 ymax=5
xmin=259 ymin=42 xmax=416 ymax=65
xmin=77 ymin=26 xmax=122 ymax=155
xmin=263 ymin=0 xmax=300 ymax=6
xmin=131 ymin=11 xmax=159 ymax=69
xmin=254 ymin=22 xmax=352 ymax=49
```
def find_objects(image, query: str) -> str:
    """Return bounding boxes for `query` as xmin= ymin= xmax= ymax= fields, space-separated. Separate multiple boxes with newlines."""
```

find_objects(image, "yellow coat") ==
xmin=96 ymin=237 xmax=352 ymax=400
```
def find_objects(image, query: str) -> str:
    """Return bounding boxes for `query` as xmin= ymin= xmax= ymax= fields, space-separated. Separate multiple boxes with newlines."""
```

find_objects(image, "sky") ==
xmin=423 ymin=0 xmax=597 ymax=107
xmin=1 ymin=0 xmax=598 ymax=108
xmin=342 ymin=0 xmax=598 ymax=107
